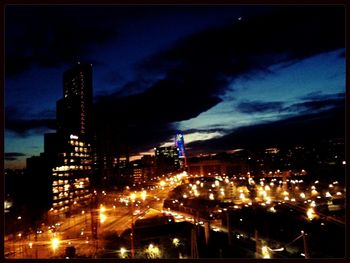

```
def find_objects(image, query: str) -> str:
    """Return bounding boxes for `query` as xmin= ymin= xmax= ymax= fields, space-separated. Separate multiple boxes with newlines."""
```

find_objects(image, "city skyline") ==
xmin=5 ymin=5 xmax=345 ymax=169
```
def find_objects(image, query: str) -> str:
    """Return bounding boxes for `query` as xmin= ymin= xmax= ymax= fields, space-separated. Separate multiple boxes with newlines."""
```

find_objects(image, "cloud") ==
xmin=237 ymin=100 xmax=284 ymax=113
xmin=5 ymin=106 xmax=56 ymax=136
xmin=299 ymin=92 xmax=345 ymax=101
xmin=5 ymin=152 xmax=27 ymax=161
xmin=5 ymin=117 xmax=56 ymax=136
xmin=284 ymin=94 xmax=345 ymax=113
xmin=187 ymin=105 xmax=345 ymax=154
xmin=5 ymin=6 xmax=119 ymax=78
xmin=94 ymin=6 xmax=344 ymax=154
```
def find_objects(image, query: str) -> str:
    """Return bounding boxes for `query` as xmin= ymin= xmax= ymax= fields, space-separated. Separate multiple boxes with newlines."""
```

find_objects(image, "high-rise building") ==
xmin=51 ymin=134 xmax=92 ymax=214
xmin=57 ymin=62 xmax=93 ymax=141
xmin=49 ymin=63 xmax=93 ymax=217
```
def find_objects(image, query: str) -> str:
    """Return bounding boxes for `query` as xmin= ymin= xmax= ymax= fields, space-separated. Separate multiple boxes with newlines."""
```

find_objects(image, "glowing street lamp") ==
xmin=141 ymin=191 xmax=147 ymax=201
xmin=119 ymin=247 xmax=127 ymax=258
xmin=100 ymin=213 xmax=107 ymax=223
xmin=209 ymin=193 xmax=214 ymax=200
xmin=173 ymin=238 xmax=180 ymax=247
xmin=130 ymin=193 xmax=136 ymax=202
xmin=51 ymin=237 xmax=60 ymax=252
xmin=261 ymin=246 xmax=271 ymax=258
xmin=100 ymin=205 xmax=106 ymax=213
xmin=146 ymin=243 xmax=161 ymax=258
xmin=307 ymin=208 xmax=316 ymax=220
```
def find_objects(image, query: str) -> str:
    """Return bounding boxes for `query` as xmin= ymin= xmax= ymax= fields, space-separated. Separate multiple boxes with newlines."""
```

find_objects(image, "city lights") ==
xmin=4 ymin=6 xmax=345 ymax=259
xmin=209 ymin=193 xmax=214 ymax=200
xmin=141 ymin=191 xmax=147 ymax=201
xmin=51 ymin=238 xmax=60 ymax=251
xmin=173 ymin=238 xmax=180 ymax=247
xmin=307 ymin=208 xmax=316 ymax=220
xmin=146 ymin=243 xmax=161 ymax=258
xmin=120 ymin=247 xmax=127 ymax=258
xmin=261 ymin=246 xmax=271 ymax=258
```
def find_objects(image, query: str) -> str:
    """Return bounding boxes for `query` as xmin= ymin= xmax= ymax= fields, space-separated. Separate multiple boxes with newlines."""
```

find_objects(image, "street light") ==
xmin=100 ymin=213 xmax=107 ymax=223
xmin=146 ymin=243 xmax=161 ymax=258
xmin=51 ymin=237 xmax=60 ymax=256
xmin=172 ymin=238 xmax=180 ymax=247
xmin=100 ymin=205 xmax=107 ymax=223
xmin=306 ymin=208 xmax=316 ymax=221
xmin=120 ymin=247 xmax=127 ymax=258
xmin=261 ymin=246 xmax=271 ymax=258
xmin=141 ymin=191 xmax=147 ymax=201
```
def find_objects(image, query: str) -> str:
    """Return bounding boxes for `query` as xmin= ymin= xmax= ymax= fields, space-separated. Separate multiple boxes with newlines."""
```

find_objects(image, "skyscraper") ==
xmin=49 ymin=63 xmax=93 ymax=217
xmin=57 ymin=62 xmax=93 ymax=141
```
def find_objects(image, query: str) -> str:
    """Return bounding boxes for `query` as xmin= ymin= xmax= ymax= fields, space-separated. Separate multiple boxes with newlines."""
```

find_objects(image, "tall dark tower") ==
xmin=57 ymin=62 xmax=93 ymax=141
xmin=49 ymin=62 xmax=94 ymax=217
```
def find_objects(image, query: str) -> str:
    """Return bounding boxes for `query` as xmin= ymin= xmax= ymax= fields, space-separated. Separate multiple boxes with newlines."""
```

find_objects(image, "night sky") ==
xmin=4 ymin=5 xmax=345 ymax=169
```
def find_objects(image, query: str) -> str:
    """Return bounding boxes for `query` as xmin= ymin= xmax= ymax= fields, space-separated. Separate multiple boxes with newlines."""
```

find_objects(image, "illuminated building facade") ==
xmin=50 ymin=63 xmax=94 ymax=216
xmin=52 ymin=134 xmax=92 ymax=214
xmin=132 ymin=165 xmax=143 ymax=185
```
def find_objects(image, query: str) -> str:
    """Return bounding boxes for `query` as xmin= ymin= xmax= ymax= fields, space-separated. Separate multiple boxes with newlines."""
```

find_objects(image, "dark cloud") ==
xmin=140 ymin=6 xmax=344 ymax=77
xmin=5 ymin=6 xmax=119 ymax=78
xmin=5 ymin=117 xmax=56 ymax=136
xmin=299 ymin=92 xmax=345 ymax=101
xmin=5 ymin=152 xmax=26 ymax=157
xmin=188 ymin=105 xmax=345 ymax=154
xmin=5 ymin=152 xmax=27 ymax=161
xmin=94 ymin=6 xmax=344 ymax=154
xmin=284 ymin=95 xmax=344 ymax=114
xmin=5 ymin=118 xmax=56 ymax=136
xmin=237 ymin=100 xmax=284 ymax=114
xmin=5 ymin=106 xmax=56 ymax=136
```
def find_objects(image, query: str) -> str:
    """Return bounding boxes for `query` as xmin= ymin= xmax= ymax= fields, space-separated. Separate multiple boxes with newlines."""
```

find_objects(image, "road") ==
xmin=5 ymin=178 xmax=175 ymax=259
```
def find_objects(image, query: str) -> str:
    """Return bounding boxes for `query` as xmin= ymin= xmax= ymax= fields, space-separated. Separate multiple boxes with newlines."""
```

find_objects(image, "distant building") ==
xmin=141 ymin=155 xmax=156 ymax=181
xmin=132 ymin=161 xmax=143 ymax=185
xmin=187 ymin=152 xmax=248 ymax=176
xmin=155 ymin=146 xmax=180 ymax=174
xmin=175 ymin=131 xmax=187 ymax=169
xmin=130 ymin=155 xmax=157 ymax=186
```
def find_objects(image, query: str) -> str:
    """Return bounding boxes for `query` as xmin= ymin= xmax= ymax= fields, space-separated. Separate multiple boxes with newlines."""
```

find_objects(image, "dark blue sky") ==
xmin=4 ymin=5 xmax=345 ymax=169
